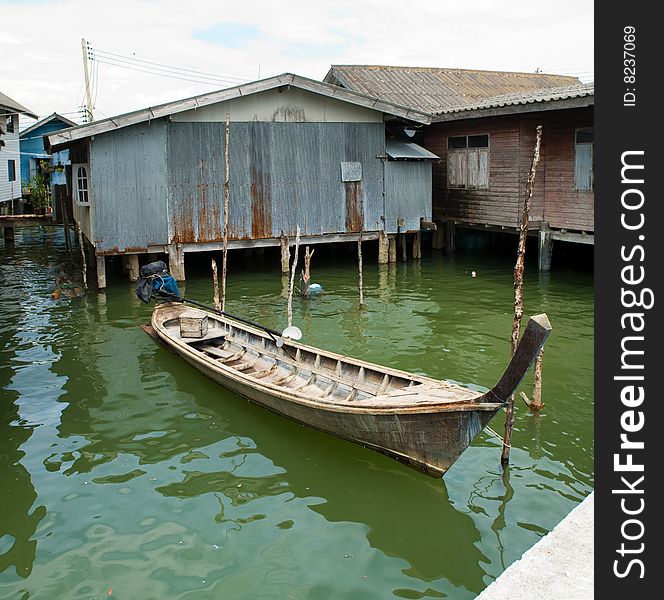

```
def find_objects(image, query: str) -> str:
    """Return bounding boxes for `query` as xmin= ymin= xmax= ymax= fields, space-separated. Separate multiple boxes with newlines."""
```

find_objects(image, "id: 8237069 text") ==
xmin=624 ymin=26 xmax=637 ymax=107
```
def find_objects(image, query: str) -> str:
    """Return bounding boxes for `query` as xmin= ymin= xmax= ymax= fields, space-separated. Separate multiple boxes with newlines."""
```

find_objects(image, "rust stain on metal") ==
xmin=97 ymin=245 xmax=148 ymax=256
xmin=251 ymin=167 xmax=272 ymax=238
xmin=344 ymin=181 xmax=363 ymax=232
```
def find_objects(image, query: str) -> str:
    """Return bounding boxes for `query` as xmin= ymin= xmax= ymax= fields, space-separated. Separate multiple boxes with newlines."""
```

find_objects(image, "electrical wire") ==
xmin=92 ymin=46 xmax=249 ymax=83
xmin=93 ymin=57 xmax=237 ymax=87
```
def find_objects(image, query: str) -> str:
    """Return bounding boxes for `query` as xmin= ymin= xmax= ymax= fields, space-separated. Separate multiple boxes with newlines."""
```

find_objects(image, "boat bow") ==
xmin=486 ymin=313 xmax=552 ymax=404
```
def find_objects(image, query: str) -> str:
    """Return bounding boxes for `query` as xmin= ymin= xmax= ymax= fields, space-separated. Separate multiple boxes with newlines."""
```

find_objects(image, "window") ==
xmin=6 ymin=115 xmax=14 ymax=134
xmin=8 ymin=160 xmax=16 ymax=182
xmin=447 ymin=134 xmax=489 ymax=189
xmin=575 ymin=128 xmax=593 ymax=191
xmin=74 ymin=164 xmax=90 ymax=205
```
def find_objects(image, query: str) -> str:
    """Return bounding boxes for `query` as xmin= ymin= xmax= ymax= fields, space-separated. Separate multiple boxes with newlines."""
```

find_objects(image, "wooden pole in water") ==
xmin=522 ymin=349 xmax=545 ymax=410
xmin=358 ymin=234 xmax=364 ymax=306
xmin=501 ymin=124 xmax=542 ymax=465
xmin=221 ymin=112 xmax=230 ymax=312
xmin=211 ymin=258 xmax=221 ymax=311
xmin=76 ymin=223 xmax=87 ymax=290
xmin=300 ymin=246 xmax=314 ymax=296
xmin=287 ymin=226 xmax=301 ymax=327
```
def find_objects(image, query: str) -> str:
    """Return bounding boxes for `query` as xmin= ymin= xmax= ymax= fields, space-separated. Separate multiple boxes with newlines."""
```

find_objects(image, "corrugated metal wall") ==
xmin=88 ymin=118 xmax=435 ymax=252
xmin=91 ymin=120 xmax=169 ymax=252
xmin=166 ymin=121 xmax=385 ymax=242
xmin=384 ymin=161 xmax=432 ymax=232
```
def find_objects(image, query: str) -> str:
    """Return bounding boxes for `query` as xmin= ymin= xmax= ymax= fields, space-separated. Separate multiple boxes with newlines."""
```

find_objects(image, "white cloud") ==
xmin=0 ymin=0 xmax=593 ymax=125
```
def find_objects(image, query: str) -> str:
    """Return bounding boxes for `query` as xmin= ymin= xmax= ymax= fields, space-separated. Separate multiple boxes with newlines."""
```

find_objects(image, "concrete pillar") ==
xmin=2 ymin=225 xmax=15 ymax=245
xmin=96 ymin=256 xmax=107 ymax=291
xmin=412 ymin=231 xmax=422 ymax=260
xmin=432 ymin=222 xmax=444 ymax=250
xmin=280 ymin=235 xmax=290 ymax=274
xmin=538 ymin=222 xmax=553 ymax=272
xmin=388 ymin=235 xmax=397 ymax=263
xmin=377 ymin=231 xmax=389 ymax=264
xmin=168 ymin=244 xmax=186 ymax=281
xmin=444 ymin=222 xmax=456 ymax=255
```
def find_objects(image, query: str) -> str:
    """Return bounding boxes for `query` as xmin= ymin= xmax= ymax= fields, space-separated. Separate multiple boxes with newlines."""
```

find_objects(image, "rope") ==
xmin=485 ymin=426 xmax=510 ymax=448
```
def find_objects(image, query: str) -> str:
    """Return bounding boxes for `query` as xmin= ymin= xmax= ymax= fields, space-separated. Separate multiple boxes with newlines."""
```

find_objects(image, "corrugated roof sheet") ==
xmin=324 ymin=66 xmax=580 ymax=114
xmin=386 ymin=139 xmax=439 ymax=160
xmin=0 ymin=91 xmax=38 ymax=119
xmin=437 ymin=82 xmax=594 ymax=115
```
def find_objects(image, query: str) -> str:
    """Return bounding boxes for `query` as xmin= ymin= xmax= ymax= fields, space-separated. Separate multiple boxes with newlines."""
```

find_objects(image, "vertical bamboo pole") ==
xmin=76 ymin=223 xmax=87 ymax=290
xmin=287 ymin=226 xmax=301 ymax=327
xmin=211 ymin=258 xmax=221 ymax=311
xmin=221 ymin=112 xmax=230 ymax=312
xmin=501 ymin=124 xmax=543 ymax=465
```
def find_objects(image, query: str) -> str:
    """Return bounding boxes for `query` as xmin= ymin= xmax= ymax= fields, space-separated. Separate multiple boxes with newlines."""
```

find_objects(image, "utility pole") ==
xmin=81 ymin=38 xmax=94 ymax=122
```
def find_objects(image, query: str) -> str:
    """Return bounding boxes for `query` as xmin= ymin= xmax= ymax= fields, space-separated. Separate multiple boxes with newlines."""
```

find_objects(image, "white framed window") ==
xmin=74 ymin=163 xmax=90 ymax=205
xmin=447 ymin=134 xmax=489 ymax=189
xmin=574 ymin=128 xmax=593 ymax=191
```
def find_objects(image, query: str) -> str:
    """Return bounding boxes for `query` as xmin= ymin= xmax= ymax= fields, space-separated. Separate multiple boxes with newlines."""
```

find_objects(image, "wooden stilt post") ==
xmin=432 ymin=222 xmax=445 ymax=250
xmin=221 ymin=112 xmax=230 ymax=312
xmin=96 ymin=255 xmax=106 ymax=291
xmin=377 ymin=231 xmax=389 ymax=264
xmin=59 ymin=194 xmax=71 ymax=254
xmin=76 ymin=223 xmax=88 ymax=290
xmin=211 ymin=258 xmax=221 ymax=311
xmin=287 ymin=226 xmax=300 ymax=327
xmin=501 ymin=125 xmax=543 ymax=465
xmin=388 ymin=235 xmax=397 ymax=263
xmin=3 ymin=225 xmax=15 ymax=245
xmin=280 ymin=234 xmax=290 ymax=274
xmin=300 ymin=246 xmax=314 ymax=296
xmin=538 ymin=221 xmax=553 ymax=272
xmin=412 ymin=231 xmax=422 ymax=260
xmin=167 ymin=244 xmax=186 ymax=281
xmin=444 ymin=222 xmax=455 ymax=255
xmin=127 ymin=254 xmax=140 ymax=282
xmin=398 ymin=226 xmax=407 ymax=261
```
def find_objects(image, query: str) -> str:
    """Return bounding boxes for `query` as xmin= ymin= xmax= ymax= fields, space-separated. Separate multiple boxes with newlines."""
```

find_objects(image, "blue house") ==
xmin=19 ymin=113 xmax=76 ymax=189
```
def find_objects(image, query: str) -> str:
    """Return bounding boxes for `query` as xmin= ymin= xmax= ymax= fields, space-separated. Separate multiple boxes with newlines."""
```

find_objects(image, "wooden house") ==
xmin=424 ymin=84 xmax=594 ymax=269
xmin=45 ymin=74 xmax=436 ymax=289
xmin=1 ymin=91 xmax=38 ymax=212
xmin=324 ymin=67 xmax=593 ymax=269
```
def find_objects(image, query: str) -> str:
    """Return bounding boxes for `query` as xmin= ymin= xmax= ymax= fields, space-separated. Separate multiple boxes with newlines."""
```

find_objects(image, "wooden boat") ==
xmin=147 ymin=302 xmax=551 ymax=477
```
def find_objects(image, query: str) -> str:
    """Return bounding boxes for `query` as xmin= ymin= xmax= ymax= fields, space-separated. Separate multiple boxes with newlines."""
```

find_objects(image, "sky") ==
xmin=1 ymin=0 xmax=593 ymax=128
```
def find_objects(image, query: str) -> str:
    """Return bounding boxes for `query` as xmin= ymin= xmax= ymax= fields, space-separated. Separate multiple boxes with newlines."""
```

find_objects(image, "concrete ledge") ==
xmin=477 ymin=492 xmax=593 ymax=600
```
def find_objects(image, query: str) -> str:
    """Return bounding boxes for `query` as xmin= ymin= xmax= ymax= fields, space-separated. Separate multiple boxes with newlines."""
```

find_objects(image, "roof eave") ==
xmin=46 ymin=72 xmax=431 ymax=151
xmin=432 ymin=95 xmax=594 ymax=123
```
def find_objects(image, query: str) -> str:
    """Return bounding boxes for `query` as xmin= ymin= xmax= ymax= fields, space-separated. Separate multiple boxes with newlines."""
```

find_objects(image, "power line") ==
xmin=94 ymin=57 xmax=240 ymax=87
xmin=91 ymin=46 xmax=250 ymax=83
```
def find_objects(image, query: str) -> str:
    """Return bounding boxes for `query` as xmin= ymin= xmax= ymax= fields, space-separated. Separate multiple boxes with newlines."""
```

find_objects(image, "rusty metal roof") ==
xmin=433 ymin=82 xmax=594 ymax=121
xmin=324 ymin=66 xmax=580 ymax=114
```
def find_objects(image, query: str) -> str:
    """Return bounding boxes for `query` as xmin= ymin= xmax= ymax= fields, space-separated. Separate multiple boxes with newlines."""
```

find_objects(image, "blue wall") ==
xmin=20 ymin=118 xmax=72 ymax=185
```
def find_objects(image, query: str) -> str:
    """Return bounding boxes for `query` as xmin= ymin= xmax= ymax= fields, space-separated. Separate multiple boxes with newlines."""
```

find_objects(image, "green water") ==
xmin=0 ymin=227 xmax=593 ymax=599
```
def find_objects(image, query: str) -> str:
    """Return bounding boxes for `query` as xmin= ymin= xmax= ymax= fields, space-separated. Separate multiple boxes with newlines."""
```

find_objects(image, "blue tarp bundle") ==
xmin=135 ymin=261 xmax=181 ymax=303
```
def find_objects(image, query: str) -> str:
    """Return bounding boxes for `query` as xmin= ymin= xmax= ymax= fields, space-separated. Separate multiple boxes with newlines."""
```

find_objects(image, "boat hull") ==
xmin=171 ymin=344 xmax=499 ymax=475
xmin=149 ymin=303 xmax=512 ymax=476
